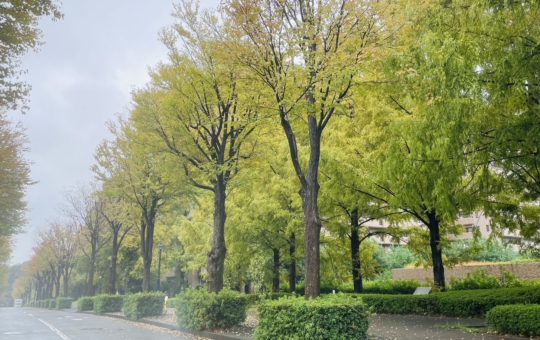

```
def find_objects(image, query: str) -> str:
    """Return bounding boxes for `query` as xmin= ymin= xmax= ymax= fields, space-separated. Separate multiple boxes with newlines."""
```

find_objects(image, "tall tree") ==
xmin=130 ymin=3 xmax=259 ymax=292
xmin=225 ymin=0 xmax=400 ymax=297
xmin=93 ymin=117 xmax=176 ymax=292
xmin=0 ymin=0 xmax=62 ymax=111
xmin=62 ymin=182 xmax=109 ymax=296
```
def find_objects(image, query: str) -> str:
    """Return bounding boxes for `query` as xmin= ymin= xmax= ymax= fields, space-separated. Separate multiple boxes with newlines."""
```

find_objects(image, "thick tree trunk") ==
xmin=108 ymin=232 xmax=118 ymax=294
xmin=350 ymin=208 xmax=363 ymax=293
xmin=289 ymin=233 xmax=296 ymax=293
xmin=427 ymin=212 xmax=445 ymax=290
xmin=272 ymin=248 xmax=280 ymax=292
xmin=207 ymin=179 xmax=227 ymax=293
xmin=301 ymin=116 xmax=322 ymax=299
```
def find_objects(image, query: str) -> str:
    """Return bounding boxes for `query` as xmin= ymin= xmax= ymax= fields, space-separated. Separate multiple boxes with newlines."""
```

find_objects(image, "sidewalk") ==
xmin=369 ymin=314 xmax=531 ymax=340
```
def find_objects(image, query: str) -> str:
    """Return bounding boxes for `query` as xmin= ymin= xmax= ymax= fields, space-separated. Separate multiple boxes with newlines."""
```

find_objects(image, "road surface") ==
xmin=0 ymin=307 xmax=194 ymax=340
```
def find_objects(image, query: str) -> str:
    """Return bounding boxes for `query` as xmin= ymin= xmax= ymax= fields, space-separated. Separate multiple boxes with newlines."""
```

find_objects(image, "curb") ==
xmin=76 ymin=310 xmax=250 ymax=340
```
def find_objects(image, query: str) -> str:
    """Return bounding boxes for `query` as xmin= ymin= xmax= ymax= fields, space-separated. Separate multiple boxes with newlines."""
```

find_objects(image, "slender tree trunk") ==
xmin=63 ymin=267 xmax=69 ymax=297
xmin=108 ymin=232 xmax=119 ymax=294
xmin=272 ymin=248 xmax=280 ymax=292
xmin=427 ymin=211 xmax=445 ymax=290
xmin=86 ymin=251 xmax=95 ymax=296
xmin=289 ymin=233 xmax=296 ymax=293
xmin=207 ymin=178 xmax=227 ymax=293
xmin=350 ymin=208 xmax=363 ymax=293
xmin=141 ymin=221 xmax=154 ymax=293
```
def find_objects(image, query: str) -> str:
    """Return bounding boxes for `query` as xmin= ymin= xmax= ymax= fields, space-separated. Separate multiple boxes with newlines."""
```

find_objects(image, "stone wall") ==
xmin=392 ymin=262 xmax=540 ymax=283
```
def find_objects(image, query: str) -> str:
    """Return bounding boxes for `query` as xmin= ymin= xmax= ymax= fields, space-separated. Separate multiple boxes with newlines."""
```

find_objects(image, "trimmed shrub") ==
xmin=77 ymin=297 xmax=94 ymax=311
xmin=56 ymin=297 xmax=73 ymax=309
xmin=254 ymin=294 xmax=369 ymax=340
xmin=243 ymin=294 xmax=259 ymax=306
xmin=176 ymin=288 xmax=247 ymax=331
xmin=93 ymin=294 xmax=123 ymax=314
xmin=486 ymin=304 xmax=540 ymax=337
xmin=361 ymin=287 xmax=540 ymax=317
xmin=165 ymin=297 xmax=179 ymax=308
xmin=49 ymin=299 xmax=56 ymax=309
xmin=123 ymin=292 xmax=166 ymax=320
xmin=296 ymin=279 xmax=422 ymax=295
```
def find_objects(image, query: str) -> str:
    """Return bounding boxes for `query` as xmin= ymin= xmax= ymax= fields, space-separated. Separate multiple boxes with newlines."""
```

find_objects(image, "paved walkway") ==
xmin=369 ymin=314 xmax=529 ymax=340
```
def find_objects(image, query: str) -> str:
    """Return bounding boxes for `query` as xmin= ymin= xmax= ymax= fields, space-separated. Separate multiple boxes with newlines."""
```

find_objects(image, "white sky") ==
xmin=8 ymin=0 xmax=220 ymax=264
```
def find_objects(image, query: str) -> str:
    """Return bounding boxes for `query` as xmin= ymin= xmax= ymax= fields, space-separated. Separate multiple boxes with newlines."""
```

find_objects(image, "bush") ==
xmin=176 ymin=288 xmax=247 ymax=331
xmin=242 ymin=294 xmax=259 ymax=306
xmin=49 ymin=299 xmax=56 ymax=309
xmin=486 ymin=304 xmax=540 ymax=337
xmin=123 ymin=292 xmax=165 ymax=320
xmin=450 ymin=269 xmax=540 ymax=291
xmin=56 ymin=297 xmax=73 ymax=309
xmin=296 ymin=278 xmax=422 ymax=295
xmin=93 ymin=294 xmax=124 ymax=314
xmin=77 ymin=297 xmax=94 ymax=311
xmin=254 ymin=294 xmax=369 ymax=340
xmin=361 ymin=287 xmax=540 ymax=317
xmin=165 ymin=297 xmax=179 ymax=308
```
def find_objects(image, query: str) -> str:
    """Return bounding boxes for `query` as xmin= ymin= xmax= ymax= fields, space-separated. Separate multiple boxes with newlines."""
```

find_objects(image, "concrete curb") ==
xmin=76 ymin=310 xmax=250 ymax=340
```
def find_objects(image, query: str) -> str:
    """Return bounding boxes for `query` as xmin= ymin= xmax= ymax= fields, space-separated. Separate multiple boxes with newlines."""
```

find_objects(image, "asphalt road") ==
xmin=0 ymin=308 xmax=193 ymax=340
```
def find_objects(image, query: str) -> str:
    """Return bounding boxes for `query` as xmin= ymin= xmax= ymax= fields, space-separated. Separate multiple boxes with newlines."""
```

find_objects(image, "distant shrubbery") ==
xmin=176 ymin=288 xmax=247 ymax=331
xmin=56 ymin=297 xmax=73 ymax=309
xmin=165 ymin=297 xmax=178 ymax=308
xmin=294 ymin=275 xmax=422 ymax=295
xmin=255 ymin=294 xmax=369 ymax=340
xmin=449 ymin=269 xmax=540 ymax=290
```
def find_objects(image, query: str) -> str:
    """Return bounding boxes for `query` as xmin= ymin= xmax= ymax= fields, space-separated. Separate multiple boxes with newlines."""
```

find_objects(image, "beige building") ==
xmin=363 ymin=211 xmax=523 ymax=250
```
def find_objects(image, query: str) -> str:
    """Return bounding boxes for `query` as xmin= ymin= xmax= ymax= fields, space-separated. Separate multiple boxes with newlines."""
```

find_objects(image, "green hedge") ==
xmin=361 ymin=287 xmax=540 ymax=317
xmin=450 ymin=269 xmax=540 ymax=291
xmin=49 ymin=299 xmax=56 ymax=309
xmin=294 ymin=279 xmax=422 ymax=295
xmin=486 ymin=304 xmax=540 ymax=337
xmin=56 ymin=297 xmax=73 ymax=309
xmin=176 ymin=288 xmax=247 ymax=331
xmin=77 ymin=297 xmax=94 ymax=311
xmin=123 ymin=292 xmax=165 ymax=320
xmin=165 ymin=297 xmax=179 ymax=308
xmin=93 ymin=294 xmax=124 ymax=314
xmin=254 ymin=294 xmax=369 ymax=340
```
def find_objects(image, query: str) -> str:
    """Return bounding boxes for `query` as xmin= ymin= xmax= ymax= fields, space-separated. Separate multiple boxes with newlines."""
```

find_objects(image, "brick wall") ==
xmin=392 ymin=262 xmax=540 ymax=283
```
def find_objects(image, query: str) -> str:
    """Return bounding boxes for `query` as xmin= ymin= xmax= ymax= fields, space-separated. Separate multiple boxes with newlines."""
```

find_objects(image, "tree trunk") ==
xmin=301 ymin=116 xmax=322 ymax=299
xmin=63 ymin=267 xmax=69 ymax=297
xmin=427 ymin=211 xmax=445 ymax=290
xmin=350 ymin=208 xmax=363 ymax=293
xmin=207 ymin=179 xmax=227 ymax=293
xmin=289 ymin=233 xmax=296 ymax=293
xmin=108 ymin=232 xmax=119 ymax=294
xmin=86 ymin=256 xmax=96 ymax=296
xmin=272 ymin=248 xmax=280 ymax=292
xmin=141 ymin=221 xmax=154 ymax=293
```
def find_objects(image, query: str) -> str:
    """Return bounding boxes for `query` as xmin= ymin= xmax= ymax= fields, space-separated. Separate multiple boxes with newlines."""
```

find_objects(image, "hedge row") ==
xmin=77 ymin=296 xmax=94 ymax=311
xmin=93 ymin=295 xmax=124 ymax=314
xmin=486 ymin=304 xmax=540 ymax=337
xmin=360 ymin=287 xmax=540 ymax=317
xmin=176 ymin=288 xmax=247 ymax=331
xmin=255 ymin=294 xmax=369 ymax=340
xmin=25 ymin=297 xmax=73 ymax=309
xmin=123 ymin=292 xmax=165 ymax=320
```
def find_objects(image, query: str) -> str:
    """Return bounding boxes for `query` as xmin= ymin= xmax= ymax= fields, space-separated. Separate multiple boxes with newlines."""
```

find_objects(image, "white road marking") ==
xmin=72 ymin=318 xmax=83 ymax=321
xmin=3 ymin=332 xmax=25 ymax=334
xmin=38 ymin=318 xmax=72 ymax=340
xmin=28 ymin=314 xmax=33 ymax=316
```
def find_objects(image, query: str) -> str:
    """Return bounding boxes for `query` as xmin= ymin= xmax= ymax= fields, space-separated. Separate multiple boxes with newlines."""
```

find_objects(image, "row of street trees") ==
xmin=9 ymin=0 xmax=540 ymax=300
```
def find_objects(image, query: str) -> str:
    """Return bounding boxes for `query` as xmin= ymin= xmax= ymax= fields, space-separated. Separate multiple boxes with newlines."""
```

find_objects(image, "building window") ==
xmin=379 ymin=235 xmax=384 ymax=242
xmin=464 ymin=224 xmax=473 ymax=233
xmin=486 ymin=225 xmax=490 ymax=232
xmin=378 ymin=219 xmax=383 ymax=226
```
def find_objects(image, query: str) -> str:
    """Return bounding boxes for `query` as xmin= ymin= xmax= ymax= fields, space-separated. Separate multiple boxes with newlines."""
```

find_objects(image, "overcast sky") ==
xmin=8 ymin=0 xmax=219 ymax=265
